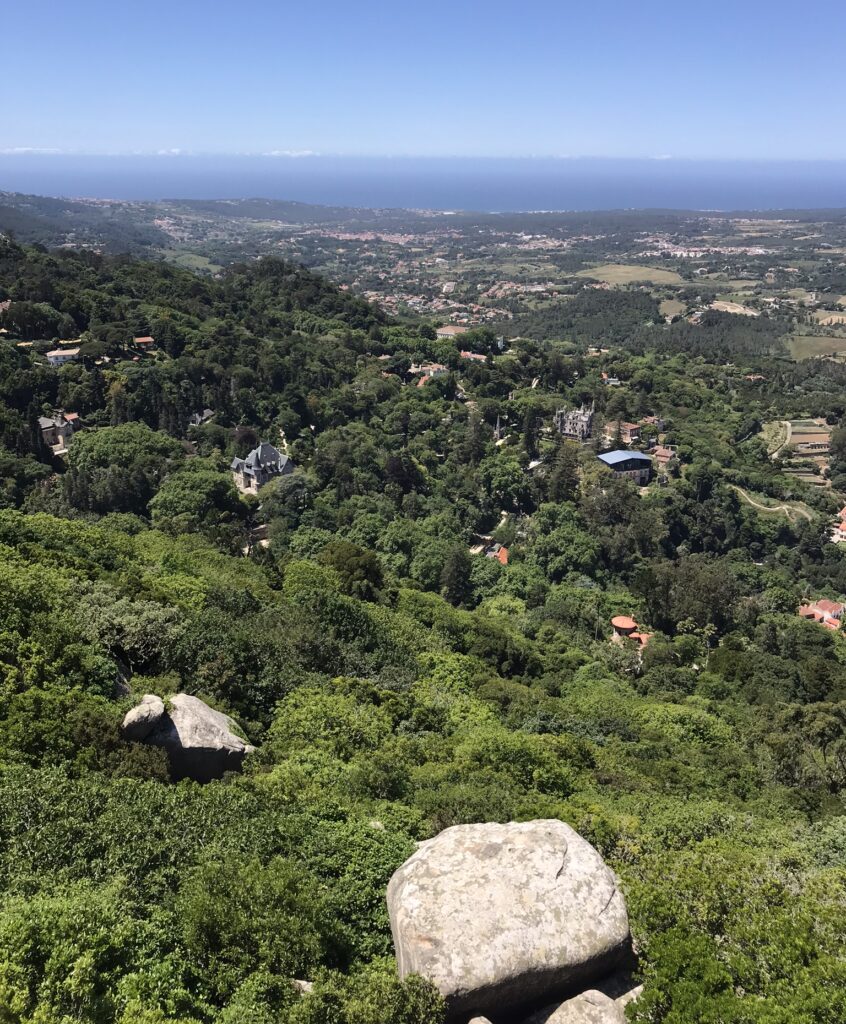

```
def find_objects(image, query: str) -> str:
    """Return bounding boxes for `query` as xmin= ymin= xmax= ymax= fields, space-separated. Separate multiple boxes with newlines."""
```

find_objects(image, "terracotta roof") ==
xmin=611 ymin=615 xmax=637 ymax=631
xmin=815 ymin=599 xmax=843 ymax=615
xmin=134 ymin=336 xmax=155 ymax=344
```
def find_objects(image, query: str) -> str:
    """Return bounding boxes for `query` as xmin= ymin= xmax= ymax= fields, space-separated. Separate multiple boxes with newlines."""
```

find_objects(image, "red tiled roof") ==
xmin=611 ymin=615 xmax=637 ymax=631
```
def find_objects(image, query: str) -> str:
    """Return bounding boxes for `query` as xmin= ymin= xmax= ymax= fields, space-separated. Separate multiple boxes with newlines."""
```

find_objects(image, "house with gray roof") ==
xmin=553 ymin=404 xmax=594 ymax=442
xmin=231 ymin=442 xmax=293 ymax=493
xmin=39 ymin=411 xmax=80 ymax=452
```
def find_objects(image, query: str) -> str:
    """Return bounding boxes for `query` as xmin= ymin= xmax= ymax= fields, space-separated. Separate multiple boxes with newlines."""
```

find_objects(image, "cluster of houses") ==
xmin=44 ymin=335 xmax=156 ymax=368
xmin=798 ymin=598 xmax=843 ymax=631
xmin=551 ymin=404 xmax=674 ymax=486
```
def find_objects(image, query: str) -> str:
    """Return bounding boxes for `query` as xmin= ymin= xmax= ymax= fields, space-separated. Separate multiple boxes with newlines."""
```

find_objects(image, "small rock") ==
xmin=292 ymin=979 xmax=314 ymax=995
xmin=593 ymin=972 xmax=642 ymax=1012
xmin=522 ymin=990 xmax=625 ymax=1024
xmin=121 ymin=693 xmax=165 ymax=741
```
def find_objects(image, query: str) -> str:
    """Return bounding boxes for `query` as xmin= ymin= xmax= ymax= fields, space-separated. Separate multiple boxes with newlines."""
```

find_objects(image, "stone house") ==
xmin=231 ymin=442 xmax=293 ymax=493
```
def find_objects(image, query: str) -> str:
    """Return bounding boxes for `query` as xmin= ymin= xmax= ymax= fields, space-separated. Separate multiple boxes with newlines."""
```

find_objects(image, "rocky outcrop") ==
xmin=387 ymin=820 xmax=632 ymax=1021
xmin=522 ymin=989 xmax=625 ymax=1024
xmin=121 ymin=693 xmax=254 ymax=782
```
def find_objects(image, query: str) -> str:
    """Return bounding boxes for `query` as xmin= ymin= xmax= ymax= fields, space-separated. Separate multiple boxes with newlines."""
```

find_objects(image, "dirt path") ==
xmin=729 ymin=484 xmax=813 ymax=523
xmin=770 ymin=420 xmax=792 ymax=460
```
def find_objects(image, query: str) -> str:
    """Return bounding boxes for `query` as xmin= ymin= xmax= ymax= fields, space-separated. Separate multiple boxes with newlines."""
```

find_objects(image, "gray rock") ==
xmin=121 ymin=693 xmax=165 ymax=741
xmin=593 ymin=972 xmax=642 ymax=1012
xmin=522 ymin=990 xmax=625 ymax=1024
xmin=387 ymin=820 xmax=631 ymax=1020
xmin=122 ymin=693 xmax=254 ymax=782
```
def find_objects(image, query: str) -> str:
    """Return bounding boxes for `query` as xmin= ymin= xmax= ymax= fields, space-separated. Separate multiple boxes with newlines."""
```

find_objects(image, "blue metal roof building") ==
xmin=598 ymin=450 xmax=652 ymax=467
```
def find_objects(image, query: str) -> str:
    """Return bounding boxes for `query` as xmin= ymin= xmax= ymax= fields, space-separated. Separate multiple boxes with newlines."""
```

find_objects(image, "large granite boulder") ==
xmin=522 ymin=990 xmax=625 ymax=1024
xmin=387 ymin=820 xmax=631 ymax=1021
xmin=121 ymin=693 xmax=254 ymax=782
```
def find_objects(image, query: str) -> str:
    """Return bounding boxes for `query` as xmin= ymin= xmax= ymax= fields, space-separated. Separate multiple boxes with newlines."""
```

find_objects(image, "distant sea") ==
xmin=2 ymin=155 xmax=846 ymax=212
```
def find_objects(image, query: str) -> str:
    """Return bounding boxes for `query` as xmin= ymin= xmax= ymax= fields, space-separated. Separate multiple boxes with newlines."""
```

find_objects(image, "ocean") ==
xmin=1 ymin=155 xmax=846 ymax=212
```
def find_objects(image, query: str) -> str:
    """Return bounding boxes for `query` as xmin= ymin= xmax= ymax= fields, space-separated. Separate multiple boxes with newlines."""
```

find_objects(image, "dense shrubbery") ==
xmin=0 ymin=241 xmax=844 ymax=1021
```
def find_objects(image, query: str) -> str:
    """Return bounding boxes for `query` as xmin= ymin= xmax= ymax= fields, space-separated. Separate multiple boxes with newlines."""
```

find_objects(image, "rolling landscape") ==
xmin=5 ymin=0 xmax=846 ymax=1021
xmin=1 ymin=189 xmax=846 ymax=1023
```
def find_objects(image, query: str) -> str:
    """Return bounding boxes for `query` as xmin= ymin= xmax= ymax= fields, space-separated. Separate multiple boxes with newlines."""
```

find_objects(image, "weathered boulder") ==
xmin=522 ymin=989 xmax=625 ymax=1024
xmin=387 ymin=820 xmax=630 ymax=1020
xmin=121 ymin=693 xmax=165 ymax=741
xmin=121 ymin=693 xmax=254 ymax=782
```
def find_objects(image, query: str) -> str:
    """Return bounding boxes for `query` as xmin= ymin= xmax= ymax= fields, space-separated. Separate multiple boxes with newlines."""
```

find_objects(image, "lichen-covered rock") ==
xmin=387 ymin=820 xmax=631 ymax=1020
xmin=121 ymin=693 xmax=254 ymax=782
xmin=120 ymin=693 xmax=165 ymax=741
xmin=522 ymin=989 xmax=625 ymax=1024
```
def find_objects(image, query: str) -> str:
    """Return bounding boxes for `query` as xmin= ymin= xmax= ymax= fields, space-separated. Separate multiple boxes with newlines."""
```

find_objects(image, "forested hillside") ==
xmin=0 ymin=237 xmax=845 ymax=1023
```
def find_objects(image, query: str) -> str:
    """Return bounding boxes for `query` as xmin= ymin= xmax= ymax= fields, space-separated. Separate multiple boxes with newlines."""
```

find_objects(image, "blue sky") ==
xmin=3 ymin=0 xmax=844 ymax=159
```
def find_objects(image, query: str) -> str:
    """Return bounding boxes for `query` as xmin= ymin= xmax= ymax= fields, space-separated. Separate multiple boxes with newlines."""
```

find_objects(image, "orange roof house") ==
xmin=611 ymin=615 xmax=651 ymax=648
xmin=798 ymin=598 xmax=844 ymax=630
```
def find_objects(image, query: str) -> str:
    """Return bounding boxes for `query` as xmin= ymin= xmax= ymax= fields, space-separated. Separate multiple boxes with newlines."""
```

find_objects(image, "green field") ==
xmin=789 ymin=334 xmax=846 ymax=360
xmin=575 ymin=263 xmax=684 ymax=285
xmin=168 ymin=251 xmax=223 ymax=273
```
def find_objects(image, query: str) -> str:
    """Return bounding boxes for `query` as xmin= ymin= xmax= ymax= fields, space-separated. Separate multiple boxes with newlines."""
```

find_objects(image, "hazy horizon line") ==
xmin=5 ymin=150 xmax=846 ymax=164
